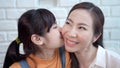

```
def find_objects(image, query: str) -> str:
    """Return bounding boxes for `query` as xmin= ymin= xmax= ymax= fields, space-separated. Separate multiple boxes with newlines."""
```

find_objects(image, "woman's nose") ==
xmin=68 ymin=29 xmax=77 ymax=38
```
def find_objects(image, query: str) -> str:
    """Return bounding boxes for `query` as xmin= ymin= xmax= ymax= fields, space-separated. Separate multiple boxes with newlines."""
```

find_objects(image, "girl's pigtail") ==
xmin=3 ymin=38 xmax=21 ymax=68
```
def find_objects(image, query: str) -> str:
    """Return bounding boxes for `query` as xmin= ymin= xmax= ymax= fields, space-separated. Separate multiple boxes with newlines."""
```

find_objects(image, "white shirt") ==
xmin=90 ymin=46 xmax=120 ymax=68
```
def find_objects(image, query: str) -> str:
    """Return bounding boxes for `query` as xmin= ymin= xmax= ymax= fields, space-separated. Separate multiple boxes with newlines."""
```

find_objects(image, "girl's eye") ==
xmin=65 ymin=21 xmax=70 ymax=24
xmin=53 ymin=26 xmax=57 ymax=29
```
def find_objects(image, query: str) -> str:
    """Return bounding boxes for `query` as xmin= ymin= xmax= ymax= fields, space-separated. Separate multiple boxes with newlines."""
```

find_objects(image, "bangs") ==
xmin=37 ymin=9 xmax=56 ymax=32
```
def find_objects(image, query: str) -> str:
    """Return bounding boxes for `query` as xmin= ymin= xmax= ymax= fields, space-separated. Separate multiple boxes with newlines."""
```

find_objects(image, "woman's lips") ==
xmin=65 ymin=38 xmax=78 ymax=47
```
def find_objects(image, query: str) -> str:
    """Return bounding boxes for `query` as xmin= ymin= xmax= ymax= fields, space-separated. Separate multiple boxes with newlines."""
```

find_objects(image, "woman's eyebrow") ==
xmin=67 ymin=18 xmax=89 ymax=26
xmin=67 ymin=18 xmax=73 ymax=23
xmin=77 ymin=23 xmax=89 ymax=26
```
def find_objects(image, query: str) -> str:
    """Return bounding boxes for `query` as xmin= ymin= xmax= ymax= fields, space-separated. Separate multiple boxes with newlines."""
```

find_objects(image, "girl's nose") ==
xmin=59 ymin=27 xmax=62 ymax=32
xmin=57 ymin=25 xmax=62 ymax=32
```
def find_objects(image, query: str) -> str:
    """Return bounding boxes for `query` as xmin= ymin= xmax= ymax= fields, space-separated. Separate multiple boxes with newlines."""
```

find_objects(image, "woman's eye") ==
xmin=78 ymin=27 xmax=86 ymax=30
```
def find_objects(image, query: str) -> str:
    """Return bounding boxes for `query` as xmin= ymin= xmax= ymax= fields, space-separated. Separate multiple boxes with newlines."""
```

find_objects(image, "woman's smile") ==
xmin=65 ymin=38 xmax=79 ymax=47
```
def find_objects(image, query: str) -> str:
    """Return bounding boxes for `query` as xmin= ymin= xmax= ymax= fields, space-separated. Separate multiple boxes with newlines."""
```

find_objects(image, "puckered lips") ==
xmin=60 ymin=31 xmax=64 ymax=40
xmin=65 ymin=37 xmax=79 ymax=47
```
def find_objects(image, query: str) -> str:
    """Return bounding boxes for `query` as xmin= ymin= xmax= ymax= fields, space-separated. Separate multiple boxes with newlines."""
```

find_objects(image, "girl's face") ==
xmin=62 ymin=9 xmax=98 ymax=52
xmin=42 ymin=24 xmax=64 ymax=49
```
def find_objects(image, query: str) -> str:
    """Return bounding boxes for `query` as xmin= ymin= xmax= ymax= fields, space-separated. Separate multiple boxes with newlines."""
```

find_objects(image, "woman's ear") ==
xmin=93 ymin=33 xmax=101 ymax=43
xmin=31 ymin=34 xmax=43 ymax=46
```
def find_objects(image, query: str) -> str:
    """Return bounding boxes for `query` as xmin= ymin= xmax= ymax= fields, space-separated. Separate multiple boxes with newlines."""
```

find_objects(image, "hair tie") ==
xmin=15 ymin=37 xmax=21 ymax=44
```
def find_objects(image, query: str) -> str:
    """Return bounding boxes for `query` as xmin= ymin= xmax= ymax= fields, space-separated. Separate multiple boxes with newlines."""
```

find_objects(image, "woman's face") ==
xmin=62 ymin=9 xmax=97 ymax=52
xmin=43 ymin=24 xmax=64 ymax=49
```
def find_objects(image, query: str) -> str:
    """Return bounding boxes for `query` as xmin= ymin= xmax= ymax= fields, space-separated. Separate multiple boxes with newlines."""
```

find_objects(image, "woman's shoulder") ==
xmin=9 ymin=62 xmax=21 ymax=68
xmin=105 ymin=49 xmax=120 ymax=67
xmin=106 ymin=49 xmax=120 ymax=59
xmin=97 ymin=46 xmax=120 ymax=67
xmin=98 ymin=46 xmax=120 ymax=60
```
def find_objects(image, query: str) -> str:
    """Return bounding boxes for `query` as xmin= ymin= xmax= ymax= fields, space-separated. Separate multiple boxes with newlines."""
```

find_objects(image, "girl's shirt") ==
xmin=10 ymin=49 xmax=71 ymax=68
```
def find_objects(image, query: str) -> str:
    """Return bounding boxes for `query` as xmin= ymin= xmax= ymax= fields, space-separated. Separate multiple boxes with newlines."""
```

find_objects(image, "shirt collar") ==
xmin=94 ymin=46 xmax=106 ymax=68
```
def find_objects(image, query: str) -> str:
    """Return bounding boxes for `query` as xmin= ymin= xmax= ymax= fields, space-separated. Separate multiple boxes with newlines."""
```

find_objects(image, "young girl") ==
xmin=3 ymin=9 xmax=70 ymax=68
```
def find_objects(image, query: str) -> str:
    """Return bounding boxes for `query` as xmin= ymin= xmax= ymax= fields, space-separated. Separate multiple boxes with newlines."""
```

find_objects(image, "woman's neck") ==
xmin=75 ymin=45 xmax=97 ymax=68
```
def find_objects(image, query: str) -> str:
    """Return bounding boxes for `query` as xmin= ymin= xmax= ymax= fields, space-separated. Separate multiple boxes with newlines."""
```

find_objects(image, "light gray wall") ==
xmin=0 ymin=0 xmax=120 ymax=67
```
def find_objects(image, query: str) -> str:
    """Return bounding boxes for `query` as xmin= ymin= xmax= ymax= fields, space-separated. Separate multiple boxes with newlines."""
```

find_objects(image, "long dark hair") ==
xmin=67 ymin=2 xmax=105 ymax=68
xmin=3 ymin=9 xmax=56 ymax=68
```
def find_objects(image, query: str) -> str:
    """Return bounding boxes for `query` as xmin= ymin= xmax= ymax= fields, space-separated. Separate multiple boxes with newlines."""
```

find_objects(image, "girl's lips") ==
xmin=60 ymin=32 xmax=63 ymax=39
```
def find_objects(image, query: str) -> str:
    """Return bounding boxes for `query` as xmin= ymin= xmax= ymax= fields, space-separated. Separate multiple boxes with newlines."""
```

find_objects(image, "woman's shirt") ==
xmin=10 ymin=49 xmax=71 ymax=68
xmin=90 ymin=46 xmax=120 ymax=68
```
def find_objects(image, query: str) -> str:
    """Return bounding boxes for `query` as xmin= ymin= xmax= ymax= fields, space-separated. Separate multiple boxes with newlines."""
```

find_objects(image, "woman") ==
xmin=3 ymin=9 xmax=70 ymax=68
xmin=62 ymin=2 xmax=120 ymax=68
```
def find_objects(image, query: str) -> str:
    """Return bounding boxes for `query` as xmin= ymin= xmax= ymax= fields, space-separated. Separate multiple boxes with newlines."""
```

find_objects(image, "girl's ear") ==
xmin=31 ymin=34 xmax=43 ymax=46
xmin=93 ymin=33 xmax=101 ymax=43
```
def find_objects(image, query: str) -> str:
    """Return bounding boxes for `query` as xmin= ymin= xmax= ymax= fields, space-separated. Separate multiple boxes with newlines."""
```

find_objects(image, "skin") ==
xmin=31 ymin=24 xmax=64 ymax=59
xmin=42 ymin=24 xmax=63 ymax=49
xmin=62 ymin=9 xmax=100 ymax=68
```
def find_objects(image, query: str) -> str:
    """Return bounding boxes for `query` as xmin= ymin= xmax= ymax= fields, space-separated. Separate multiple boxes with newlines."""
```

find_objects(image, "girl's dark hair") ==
xmin=3 ymin=9 xmax=56 ymax=68
xmin=68 ymin=2 xmax=105 ymax=68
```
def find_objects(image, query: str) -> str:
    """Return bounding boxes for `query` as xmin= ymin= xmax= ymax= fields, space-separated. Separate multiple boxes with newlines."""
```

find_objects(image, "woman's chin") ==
xmin=65 ymin=46 xmax=76 ymax=52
